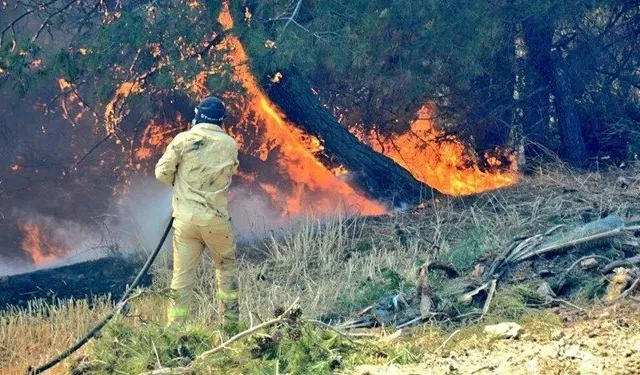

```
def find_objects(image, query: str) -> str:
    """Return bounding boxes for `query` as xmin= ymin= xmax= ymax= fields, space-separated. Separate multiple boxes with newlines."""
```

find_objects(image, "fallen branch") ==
xmin=199 ymin=298 xmax=300 ymax=358
xmin=306 ymin=320 xmax=378 ymax=340
xmin=603 ymin=255 xmax=640 ymax=274
xmin=519 ymin=229 xmax=624 ymax=263
xmin=481 ymin=280 xmax=497 ymax=317
xmin=396 ymin=316 xmax=423 ymax=329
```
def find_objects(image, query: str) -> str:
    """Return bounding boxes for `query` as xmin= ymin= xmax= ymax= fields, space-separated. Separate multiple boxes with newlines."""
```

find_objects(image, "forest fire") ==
xmin=5 ymin=1 xmax=520 ymax=269
xmin=361 ymin=106 xmax=518 ymax=196
xmin=17 ymin=221 xmax=68 ymax=267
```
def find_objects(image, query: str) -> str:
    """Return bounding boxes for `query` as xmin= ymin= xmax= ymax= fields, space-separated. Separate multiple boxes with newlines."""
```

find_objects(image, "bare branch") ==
xmin=29 ymin=0 xmax=77 ymax=46
xmin=279 ymin=0 xmax=302 ymax=38
xmin=0 ymin=0 xmax=62 ymax=47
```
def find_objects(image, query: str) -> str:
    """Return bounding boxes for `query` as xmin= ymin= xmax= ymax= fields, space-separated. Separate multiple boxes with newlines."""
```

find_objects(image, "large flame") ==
xmin=216 ymin=2 xmax=385 ymax=216
xmin=360 ymin=105 xmax=518 ymax=196
xmin=17 ymin=221 xmax=68 ymax=267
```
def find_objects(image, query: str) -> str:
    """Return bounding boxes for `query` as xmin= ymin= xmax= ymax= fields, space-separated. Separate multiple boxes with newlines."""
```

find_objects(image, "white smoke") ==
xmin=114 ymin=178 xmax=174 ymax=254
xmin=0 ymin=176 xmax=352 ymax=277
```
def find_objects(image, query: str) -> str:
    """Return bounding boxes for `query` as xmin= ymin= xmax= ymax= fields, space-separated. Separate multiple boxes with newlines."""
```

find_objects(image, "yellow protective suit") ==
xmin=155 ymin=123 xmax=239 ymax=326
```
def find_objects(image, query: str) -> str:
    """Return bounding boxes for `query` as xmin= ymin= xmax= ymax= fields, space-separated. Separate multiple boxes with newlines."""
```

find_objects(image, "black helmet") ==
xmin=193 ymin=96 xmax=226 ymax=125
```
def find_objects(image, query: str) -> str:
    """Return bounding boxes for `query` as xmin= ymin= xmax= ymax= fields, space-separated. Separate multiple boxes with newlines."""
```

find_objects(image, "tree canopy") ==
xmin=1 ymin=0 xmax=639 ymax=166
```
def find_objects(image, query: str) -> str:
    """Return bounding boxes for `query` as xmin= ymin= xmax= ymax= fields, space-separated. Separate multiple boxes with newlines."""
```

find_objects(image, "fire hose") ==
xmin=28 ymin=217 xmax=175 ymax=375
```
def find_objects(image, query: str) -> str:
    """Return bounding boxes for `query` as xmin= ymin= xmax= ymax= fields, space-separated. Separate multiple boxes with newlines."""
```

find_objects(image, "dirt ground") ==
xmin=345 ymin=302 xmax=640 ymax=375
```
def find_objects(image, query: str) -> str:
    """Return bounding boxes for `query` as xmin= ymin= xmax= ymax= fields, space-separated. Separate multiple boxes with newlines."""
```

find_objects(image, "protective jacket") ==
xmin=155 ymin=123 xmax=239 ymax=225
xmin=155 ymin=123 xmax=240 ymax=327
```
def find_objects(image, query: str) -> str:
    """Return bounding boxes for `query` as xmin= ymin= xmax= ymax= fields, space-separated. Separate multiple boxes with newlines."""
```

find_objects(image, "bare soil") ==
xmin=346 ymin=302 xmax=640 ymax=375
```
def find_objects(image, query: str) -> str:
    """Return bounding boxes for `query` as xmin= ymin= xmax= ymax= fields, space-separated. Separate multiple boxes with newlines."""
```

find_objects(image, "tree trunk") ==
xmin=521 ymin=20 xmax=554 ymax=160
xmin=265 ymin=68 xmax=431 ymax=207
xmin=547 ymin=54 xmax=587 ymax=167
xmin=522 ymin=21 xmax=587 ymax=168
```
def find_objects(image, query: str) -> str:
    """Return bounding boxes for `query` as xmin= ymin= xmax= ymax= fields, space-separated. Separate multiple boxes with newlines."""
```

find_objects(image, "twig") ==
xmin=551 ymin=298 xmax=586 ymax=312
xmin=198 ymin=298 xmax=300 ymax=358
xmin=65 ymin=132 xmax=114 ymax=174
xmin=137 ymin=369 xmax=186 ymax=375
xmin=482 ymin=280 xmax=497 ymax=317
xmin=434 ymin=329 xmax=461 ymax=353
xmin=616 ymin=277 xmax=640 ymax=301
xmin=0 ymin=0 xmax=61 ymax=46
xmin=29 ymin=0 xmax=76 ymax=46
xmin=396 ymin=316 xmax=423 ymax=329
xmin=564 ymin=255 xmax=612 ymax=276
xmin=151 ymin=340 xmax=162 ymax=369
xmin=276 ymin=0 xmax=302 ymax=40
xmin=471 ymin=364 xmax=496 ymax=374
xmin=307 ymin=320 xmax=378 ymax=341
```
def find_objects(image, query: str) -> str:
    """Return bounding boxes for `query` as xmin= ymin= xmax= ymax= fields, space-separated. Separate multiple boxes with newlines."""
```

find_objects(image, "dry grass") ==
xmin=0 ymin=298 xmax=113 ymax=374
xmin=149 ymin=214 xmax=427 ymax=323
xmin=2 ymin=165 xmax=640 ymax=373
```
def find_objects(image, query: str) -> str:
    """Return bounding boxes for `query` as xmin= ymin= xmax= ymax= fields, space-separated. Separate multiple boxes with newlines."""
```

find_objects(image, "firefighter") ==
xmin=155 ymin=96 xmax=240 ymax=330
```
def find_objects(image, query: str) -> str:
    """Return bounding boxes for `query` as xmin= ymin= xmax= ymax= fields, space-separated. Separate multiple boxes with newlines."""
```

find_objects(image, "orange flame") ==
xmin=104 ymin=81 xmax=143 ymax=134
xmin=362 ymin=105 xmax=518 ymax=196
xmin=135 ymin=120 xmax=178 ymax=162
xmin=18 ymin=221 xmax=68 ymax=267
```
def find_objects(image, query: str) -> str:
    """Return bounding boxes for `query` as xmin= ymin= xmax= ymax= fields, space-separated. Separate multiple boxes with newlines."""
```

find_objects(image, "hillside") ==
xmin=3 ymin=166 xmax=640 ymax=374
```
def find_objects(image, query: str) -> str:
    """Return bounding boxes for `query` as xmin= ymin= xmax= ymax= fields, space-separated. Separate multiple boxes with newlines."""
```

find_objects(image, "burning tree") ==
xmin=1 ymin=0 xmax=638 ymax=264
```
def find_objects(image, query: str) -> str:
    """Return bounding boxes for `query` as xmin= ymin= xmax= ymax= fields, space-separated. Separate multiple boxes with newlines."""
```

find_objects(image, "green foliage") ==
xmin=489 ymin=283 xmax=545 ymax=320
xmin=52 ymin=50 xmax=81 ymax=81
xmin=78 ymin=315 xmax=408 ymax=375
xmin=336 ymin=268 xmax=413 ymax=314
xmin=577 ymin=277 xmax=609 ymax=301
xmin=0 ymin=41 xmax=41 ymax=96
xmin=446 ymin=228 xmax=490 ymax=273
xmin=230 ymin=0 xmax=640 ymax=161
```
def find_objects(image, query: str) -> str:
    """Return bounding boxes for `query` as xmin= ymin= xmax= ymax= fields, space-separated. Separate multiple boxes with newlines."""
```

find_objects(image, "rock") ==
xmin=580 ymin=258 xmax=599 ymax=269
xmin=484 ymin=322 xmax=524 ymax=339
xmin=564 ymin=345 xmax=584 ymax=359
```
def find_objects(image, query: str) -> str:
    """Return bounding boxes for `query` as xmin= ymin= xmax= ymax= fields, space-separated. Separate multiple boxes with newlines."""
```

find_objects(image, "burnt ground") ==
xmin=0 ymin=256 xmax=149 ymax=309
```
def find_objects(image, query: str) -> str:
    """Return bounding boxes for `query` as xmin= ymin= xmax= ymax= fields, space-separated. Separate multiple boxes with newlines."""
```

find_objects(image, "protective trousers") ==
xmin=167 ymin=217 xmax=239 ymax=326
